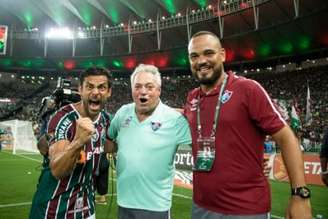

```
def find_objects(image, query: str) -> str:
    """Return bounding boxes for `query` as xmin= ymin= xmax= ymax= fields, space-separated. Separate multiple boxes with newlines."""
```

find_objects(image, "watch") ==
xmin=291 ymin=186 xmax=311 ymax=198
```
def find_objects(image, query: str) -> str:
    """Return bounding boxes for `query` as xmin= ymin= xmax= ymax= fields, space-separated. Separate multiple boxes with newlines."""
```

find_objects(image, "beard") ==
xmin=193 ymin=64 xmax=223 ymax=87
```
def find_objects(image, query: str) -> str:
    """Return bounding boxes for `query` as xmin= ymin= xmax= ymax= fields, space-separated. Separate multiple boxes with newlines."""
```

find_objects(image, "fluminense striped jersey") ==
xmin=29 ymin=104 xmax=111 ymax=219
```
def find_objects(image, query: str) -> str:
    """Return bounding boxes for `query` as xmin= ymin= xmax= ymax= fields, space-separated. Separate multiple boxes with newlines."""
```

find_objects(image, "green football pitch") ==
xmin=0 ymin=151 xmax=327 ymax=219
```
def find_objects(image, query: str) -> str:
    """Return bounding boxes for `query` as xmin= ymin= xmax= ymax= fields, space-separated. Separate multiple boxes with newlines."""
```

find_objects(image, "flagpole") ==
xmin=305 ymin=81 xmax=312 ymax=126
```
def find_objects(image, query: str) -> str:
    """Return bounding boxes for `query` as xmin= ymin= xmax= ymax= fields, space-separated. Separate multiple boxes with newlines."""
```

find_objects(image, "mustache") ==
xmin=196 ymin=63 xmax=210 ymax=70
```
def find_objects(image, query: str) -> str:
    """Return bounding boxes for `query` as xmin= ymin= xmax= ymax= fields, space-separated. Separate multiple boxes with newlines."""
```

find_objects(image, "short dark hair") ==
xmin=79 ymin=67 xmax=112 ymax=88
xmin=190 ymin=31 xmax=222 ymax=47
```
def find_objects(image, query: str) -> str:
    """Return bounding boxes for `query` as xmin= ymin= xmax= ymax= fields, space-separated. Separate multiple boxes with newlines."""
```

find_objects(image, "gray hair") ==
xmin=130 ymin=64 xmax=162 ymax=88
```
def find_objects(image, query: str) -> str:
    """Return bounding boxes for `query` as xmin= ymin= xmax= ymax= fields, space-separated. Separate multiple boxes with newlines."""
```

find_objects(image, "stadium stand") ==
xmin=1 ymin=61 xmax=327 ymax=151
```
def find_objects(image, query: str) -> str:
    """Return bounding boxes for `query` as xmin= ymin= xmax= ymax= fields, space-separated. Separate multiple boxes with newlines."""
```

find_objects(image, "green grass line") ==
xmin=0 ymin=151 xmax=327 ymax=218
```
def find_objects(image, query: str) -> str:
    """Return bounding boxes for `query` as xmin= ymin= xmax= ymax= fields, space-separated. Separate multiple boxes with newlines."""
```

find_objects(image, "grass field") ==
xmin=0 ymin=151 xmax=327 ymax=219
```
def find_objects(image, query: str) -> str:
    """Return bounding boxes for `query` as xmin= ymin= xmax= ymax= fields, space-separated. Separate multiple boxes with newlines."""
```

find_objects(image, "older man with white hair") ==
xmin=108 ymin=64 xmax=192 ymax=219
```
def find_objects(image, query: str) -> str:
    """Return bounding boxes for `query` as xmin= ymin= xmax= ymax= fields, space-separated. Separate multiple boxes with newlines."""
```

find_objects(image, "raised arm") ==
xmin=49 ymin=117 xmax=95 ymax=180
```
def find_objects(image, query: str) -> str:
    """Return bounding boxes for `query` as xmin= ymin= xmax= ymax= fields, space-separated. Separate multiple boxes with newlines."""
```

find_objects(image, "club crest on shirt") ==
xmin=122 ymin=116 xmax=132 ymax=127
xmin=151 ymin=121 xmax=162 ymax=131
xmin=190 ymin=98 xmax=198 ymax=111
xmin=221 ymin=90 xmax=233 ymax=104
xmin=91 ymin=129 xmax=99 ymax=142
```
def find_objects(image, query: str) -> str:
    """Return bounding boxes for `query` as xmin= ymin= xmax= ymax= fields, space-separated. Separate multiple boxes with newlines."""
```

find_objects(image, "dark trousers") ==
xmin=118 ymin=206 xmax=170 ymax=219
xmin=95 ymin=153 xmax=109 ymax=195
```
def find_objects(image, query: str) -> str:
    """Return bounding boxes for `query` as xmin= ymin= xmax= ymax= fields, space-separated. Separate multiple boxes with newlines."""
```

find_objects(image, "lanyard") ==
xmin=196 ymin=74 xmax=228 ymax=138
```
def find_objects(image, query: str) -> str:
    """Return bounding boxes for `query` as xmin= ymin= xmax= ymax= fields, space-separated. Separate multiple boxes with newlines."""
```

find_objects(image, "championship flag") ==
xmin=305 ymin=83 xmax=312 ymax=126
xmin=0 ymin=25 xmax=8 ymax=55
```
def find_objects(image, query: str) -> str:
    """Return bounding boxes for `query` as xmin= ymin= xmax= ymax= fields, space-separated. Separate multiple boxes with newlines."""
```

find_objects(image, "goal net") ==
xmin=0 ymin=120 xmax=38 ymax=154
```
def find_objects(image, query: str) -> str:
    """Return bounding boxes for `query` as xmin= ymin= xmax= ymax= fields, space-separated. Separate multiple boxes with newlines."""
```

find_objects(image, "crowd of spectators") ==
xmin=248 ymin=65 xmax=328 ymax=148
xmin=0 ymin=64 xmax=327 ymax=150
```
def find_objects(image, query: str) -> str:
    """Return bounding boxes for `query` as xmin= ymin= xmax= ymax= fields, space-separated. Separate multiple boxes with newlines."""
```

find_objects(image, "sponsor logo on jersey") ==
xmin=57 ymin=117 xmax=71 ymax=140
xmin=86 ymin=146 xmax=101 ymax=161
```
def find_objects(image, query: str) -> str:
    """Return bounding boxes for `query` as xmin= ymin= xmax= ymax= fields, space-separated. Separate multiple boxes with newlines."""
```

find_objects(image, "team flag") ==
xmin=290 ymin=104 xmax=301 ymax=131
xmin=0 ymin=25 xmax=8 ymax=55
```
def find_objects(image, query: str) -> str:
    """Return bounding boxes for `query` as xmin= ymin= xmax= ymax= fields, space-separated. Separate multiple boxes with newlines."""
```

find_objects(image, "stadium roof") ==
xmin=0 ymin=0 xmax=327 ymax=72
xmin=1 ymin=0 xmax=219 ymax=28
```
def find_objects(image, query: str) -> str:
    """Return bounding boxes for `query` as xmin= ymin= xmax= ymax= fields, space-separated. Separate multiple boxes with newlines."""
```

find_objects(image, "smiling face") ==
xmin=79 ymin=75 xmax=111 ymax=120
xmin=131 ymin=71 xmax=161 ymax=116
xmin=188 ymin=34 xmax=226 ymax=90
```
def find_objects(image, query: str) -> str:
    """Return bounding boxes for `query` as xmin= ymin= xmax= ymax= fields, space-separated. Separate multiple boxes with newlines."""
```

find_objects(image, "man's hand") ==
xmin=104 ymin=139 xmax=116 ymax=153
xmin=49 ymin=117 xmax=95 ymax=179
xmin=74 ymin=118 xmax=95 ymax=147
xmin=321 ymin=172 xmax=328 ymax=186
xmin=285 ymin=197 xmax=312 ymax=219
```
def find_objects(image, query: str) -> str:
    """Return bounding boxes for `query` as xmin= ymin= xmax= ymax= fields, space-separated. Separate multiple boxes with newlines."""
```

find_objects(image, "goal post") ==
xmin=0 ymin=119 xmax=38 ymax=154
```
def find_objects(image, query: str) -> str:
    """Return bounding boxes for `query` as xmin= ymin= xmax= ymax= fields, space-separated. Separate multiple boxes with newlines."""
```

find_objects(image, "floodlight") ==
xmin=45 ymin=27 xmax=74 ymax=39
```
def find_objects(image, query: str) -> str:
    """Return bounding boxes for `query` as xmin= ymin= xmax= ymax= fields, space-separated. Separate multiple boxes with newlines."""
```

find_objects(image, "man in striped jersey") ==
xmin=29 ymin=67 xmax=112 ymax=219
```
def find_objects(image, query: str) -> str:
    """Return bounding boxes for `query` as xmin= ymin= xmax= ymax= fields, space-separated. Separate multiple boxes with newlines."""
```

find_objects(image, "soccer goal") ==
xmin=0 ymin=120 xmax=38 ymax=154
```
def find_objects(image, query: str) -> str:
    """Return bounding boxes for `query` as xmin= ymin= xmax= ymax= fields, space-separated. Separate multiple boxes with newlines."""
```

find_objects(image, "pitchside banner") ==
xmin=174 ymin=150 xmax=193 ymax=189
xmin=174 ymin=150 xmax=325 ymax=188
xmin=271 ymin=153 xmax=324 ymax=186
xmin=0 ymin=25 xmax=8 ymax=55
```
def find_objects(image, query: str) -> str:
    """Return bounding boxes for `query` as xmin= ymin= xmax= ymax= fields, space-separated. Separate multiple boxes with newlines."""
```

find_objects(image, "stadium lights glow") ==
xmin=45 ymin=27 xmax=73 ymax=39
xmin=77 ymin=31 xmax=86 ymax=38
